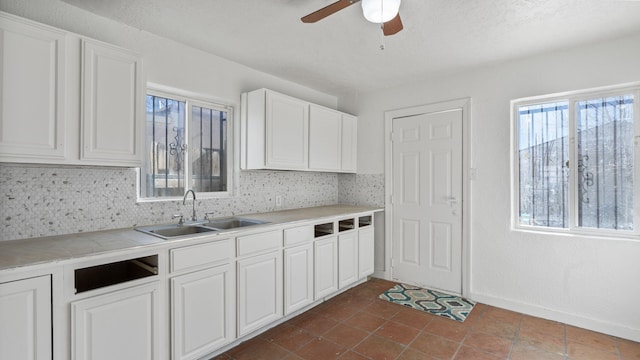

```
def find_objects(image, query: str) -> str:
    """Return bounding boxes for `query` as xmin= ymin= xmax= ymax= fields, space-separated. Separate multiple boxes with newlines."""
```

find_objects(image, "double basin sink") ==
xmin=136 ymin=217 xmax=269 ymax=239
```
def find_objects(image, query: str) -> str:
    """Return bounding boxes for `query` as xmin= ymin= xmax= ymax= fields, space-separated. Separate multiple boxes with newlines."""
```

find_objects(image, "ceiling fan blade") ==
xmin=383 ymin=13 xmax=403 ymax=36
xmin=301 ymin=0 xmax=360 ymax=23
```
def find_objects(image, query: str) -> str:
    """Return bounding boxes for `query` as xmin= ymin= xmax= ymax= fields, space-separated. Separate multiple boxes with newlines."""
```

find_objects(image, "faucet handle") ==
xmin=172 ymin=214 xmax=184 ymax=225
xmin=204 ymin=211 xmax=216 ymax=221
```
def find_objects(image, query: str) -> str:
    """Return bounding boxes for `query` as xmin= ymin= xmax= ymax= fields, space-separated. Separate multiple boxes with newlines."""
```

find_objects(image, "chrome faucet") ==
xmin=183 ymin=189 xmax=197 ymax=221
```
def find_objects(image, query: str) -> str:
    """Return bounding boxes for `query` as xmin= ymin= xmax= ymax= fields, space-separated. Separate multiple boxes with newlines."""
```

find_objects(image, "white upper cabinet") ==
xmin=242 ymin=89 xmax=308 ymax=170
xmin=242 ymin=88 xmax=357 ymax=173
xmin=0 ymin=13 xmax=67 ymax=162
xmin=80 ymin=39 xmax=143 ymax=166
xmin=0 ymin=12 xmax=144 ymax=167
xmin=265 ymin=90 xmax=309 ymax=169
xmin=308 ymin=104 xmax=358 ymax=173
xmin=340 ymin=114 xmax=357 ymax=172
xmin=309 ymin=105 xmax=341 ymax=171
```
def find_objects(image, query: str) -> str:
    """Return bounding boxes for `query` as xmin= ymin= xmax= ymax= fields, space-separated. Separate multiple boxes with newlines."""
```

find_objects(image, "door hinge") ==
xmin=390 ymin=132 xmax=394 ymax=142
xmin=389 ymin=195 xmax=395 ymax=204
xmin=391 ymin=258 xmax=396 ymax=267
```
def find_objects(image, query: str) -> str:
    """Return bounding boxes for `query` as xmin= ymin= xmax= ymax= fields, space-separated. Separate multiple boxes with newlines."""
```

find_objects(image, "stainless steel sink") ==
xmin=205 ymin=217 xmax=269 ymax=230
xmin=136 ymin=217 xmax=269 ymax=239
xmin=135 ymin=224 xmax=217 ymax=239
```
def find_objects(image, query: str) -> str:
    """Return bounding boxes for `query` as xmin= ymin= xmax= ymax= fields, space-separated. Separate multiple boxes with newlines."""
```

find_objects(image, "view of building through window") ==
xmin=516 ymin=93 xmax=635 ymax=232
xmin=140 ymin=93 xmax=229 ymax=199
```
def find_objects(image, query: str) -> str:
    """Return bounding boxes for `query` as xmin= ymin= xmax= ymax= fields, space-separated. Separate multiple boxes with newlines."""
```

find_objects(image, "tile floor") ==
xmin=214 ymin=279 xmax=640 ymax=360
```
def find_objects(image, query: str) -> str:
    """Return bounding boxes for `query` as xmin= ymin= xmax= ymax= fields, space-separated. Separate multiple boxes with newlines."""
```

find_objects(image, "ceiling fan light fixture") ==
xmin=361 ymin=0 xmax=401 ymax=23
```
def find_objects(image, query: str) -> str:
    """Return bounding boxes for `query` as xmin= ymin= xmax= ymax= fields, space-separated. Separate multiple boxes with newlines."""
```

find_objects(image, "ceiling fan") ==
xmin=301 ymin=0 xmax=403 ymax=36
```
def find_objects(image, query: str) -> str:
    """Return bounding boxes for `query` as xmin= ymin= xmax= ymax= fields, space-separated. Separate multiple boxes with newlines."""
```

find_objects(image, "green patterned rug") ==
xmin=379 ymin=283 xmax=476 ymax=322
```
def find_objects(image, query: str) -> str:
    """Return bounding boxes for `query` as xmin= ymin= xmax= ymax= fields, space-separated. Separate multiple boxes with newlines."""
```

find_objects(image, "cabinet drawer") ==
xmin=170 ymin=240 xmax=231 ymax=273
xmin=237 ymin=230 xmax=282 ymax=257
xmin=284 ymin=225 xmax=313 ymax=247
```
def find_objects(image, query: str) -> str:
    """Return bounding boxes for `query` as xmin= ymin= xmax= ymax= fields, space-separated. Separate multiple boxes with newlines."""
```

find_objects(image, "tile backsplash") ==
xmin=0 ymin=164 xmax=384 ymax=241
xmin=338 ymin=173 xmax=385 ymax=206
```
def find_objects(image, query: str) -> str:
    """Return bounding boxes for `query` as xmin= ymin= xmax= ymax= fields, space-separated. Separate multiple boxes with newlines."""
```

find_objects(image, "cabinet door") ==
xmin=171 ymin=264 xmax=235 ymax=360
xmin=309 ymin=105 xmax=341 ymax=171
xmin=338 ymin=231 xmax=359 ymax=289
xmin=358 ymin=226 xmax=375 ymax=279
xmin=284 ymin=243 xmax=314 ymax=315
xmin=71 ymin=282 xmax=160 ymax=360
xmin=0 ymin=14 xmax=66 ymax=162
xmin=0 ymin=275 xmax=51 ymax=360
xmin=237 ymin=251 xmax=283 ymax=336
xmin=81 ymin=39 xmax=143 ymax=166
xmin=265 ymin=90 xmax=309 ymax=169
xmin=314 ymin=236 xmax=338 ymax=299
xmin=341 ymin=114 xmax=358 ymax=172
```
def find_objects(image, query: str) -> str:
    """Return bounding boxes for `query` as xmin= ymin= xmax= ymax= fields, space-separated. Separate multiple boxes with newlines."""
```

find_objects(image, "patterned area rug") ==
xmin=378 ymin=283 xmax=476 ymax=322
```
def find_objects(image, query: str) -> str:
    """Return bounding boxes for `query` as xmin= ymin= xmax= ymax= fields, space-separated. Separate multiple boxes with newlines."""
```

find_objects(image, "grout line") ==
xmin=505 ymin=313 xmax=524 ymax=360
xmin=563 ymin=323 xmax=568 ymax=360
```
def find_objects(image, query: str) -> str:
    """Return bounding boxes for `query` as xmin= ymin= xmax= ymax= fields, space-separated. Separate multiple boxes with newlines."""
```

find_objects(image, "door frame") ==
xmin=383 ymin=98 xmax=472 ymax=297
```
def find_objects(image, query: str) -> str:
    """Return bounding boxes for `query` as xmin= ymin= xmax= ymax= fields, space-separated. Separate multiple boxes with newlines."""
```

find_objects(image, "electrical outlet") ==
xmin=275 ymin=195 xmax=283 ymax=208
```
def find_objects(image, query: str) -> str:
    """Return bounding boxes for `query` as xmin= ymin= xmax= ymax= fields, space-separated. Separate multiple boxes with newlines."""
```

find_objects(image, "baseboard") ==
xmin=470 ymin=291 xmax=640 ymax=343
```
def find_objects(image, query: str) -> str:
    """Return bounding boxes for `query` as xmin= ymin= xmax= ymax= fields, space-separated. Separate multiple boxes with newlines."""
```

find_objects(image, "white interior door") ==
xmin=391 ymin=107 xmax=463 ymax=294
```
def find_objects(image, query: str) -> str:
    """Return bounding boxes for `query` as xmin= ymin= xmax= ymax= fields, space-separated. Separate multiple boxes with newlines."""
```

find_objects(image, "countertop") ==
xmin=0 ymin=205 xmax=382 ymax=271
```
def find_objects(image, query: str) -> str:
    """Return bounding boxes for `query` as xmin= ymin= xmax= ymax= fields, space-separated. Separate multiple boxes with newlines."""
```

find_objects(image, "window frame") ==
xmin=511 ymin=82 xmax=640 ymax=239
xmin=137 ymin=85 xmax=235 ymax=202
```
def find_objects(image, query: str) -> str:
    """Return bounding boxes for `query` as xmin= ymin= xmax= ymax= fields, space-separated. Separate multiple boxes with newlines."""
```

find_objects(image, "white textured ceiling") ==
xmin=60 ymin=0 xmax=640 ymax=97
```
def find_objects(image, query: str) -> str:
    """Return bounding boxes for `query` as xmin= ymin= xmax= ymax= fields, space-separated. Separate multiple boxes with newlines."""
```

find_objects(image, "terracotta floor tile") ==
xmin=294 ymin=313 xmax=339 ymax=336
xmin=396 ymin=347 xmax=439 ymax=360
xmin=338 ymin=350 xmax=371 ymax=360
xmin=353 ymin=334 xmax=405 ymax=360
xmin=482 ymin=306 xmax=523 ymax=326
xmin=323 ymin=323 xmax=370 ymax=348
xmin=322 ymin=302 xmax=362 ymax=322
xmin=374 ymin=320 xmax=421 ymax=345
xmin=510 ymin=341 xmax=565 ymax=360
xmin=566 ymin=325 xmax=618 ymax=354
xmin=283 ymin=353 xmax=305 ymax=360
xmin=261 ymin=324 xmax=316 ymax=352
xmin=516 ymin=330 xmax=566 ymax=355
xmin=520 ymin=315 xmax=565 ymax=337
xmin=390 ymin=308 xmax=434 ymax=330
xmin=227 ymin=338 xmax=291 ymax=360
xmin=472 ymin=317 xmax=519 ymax=339
xmin=453 ymin=346 xmax=504 ymax=360
xmin=567 ymin=341 xmax=620 ymax=360
xmin=409 ymin=332 xmax=460 ymax=359
xmin=344 ymin=311 xmax=386 ymax=332
xmin=296 ymin=337 xmax=347 ymax=360
xmin=219 ymin=280 xmax=636 ymax=360
xmin=617 ymin=337 xmax=640 ymax=359
xmin=463 ymin=331 xmax=513 ymax=358
xmin=424 ymin=317 xmax=470 ymax=342
xmin=363 ymin=299 xmax=404 ymax=319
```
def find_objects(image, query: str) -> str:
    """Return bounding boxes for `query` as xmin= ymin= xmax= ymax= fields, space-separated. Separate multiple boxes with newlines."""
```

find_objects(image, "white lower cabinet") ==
xmin=237 ymin=250 xmax=283 ymax=336
xmin=71 ymin=281 xmax=160 ymax=360
xmin=171 ymin=264 xmax=234 ymax=360
xmin=338 ymin=231 xmax=359 ymax=289
xmin=314 ymin=236 xmax=338 ymax=299
xmin=284 ymin=243 xmax=314 ymax=315
xmin=0 ymin=275 xmax=52 ymax=360
xmin=358 ymin=226 xmax=375 ymax=279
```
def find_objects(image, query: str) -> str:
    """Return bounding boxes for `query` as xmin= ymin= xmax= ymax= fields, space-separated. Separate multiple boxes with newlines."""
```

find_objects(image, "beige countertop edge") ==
xmin=0 ymin=205 xmax=383 ymax=272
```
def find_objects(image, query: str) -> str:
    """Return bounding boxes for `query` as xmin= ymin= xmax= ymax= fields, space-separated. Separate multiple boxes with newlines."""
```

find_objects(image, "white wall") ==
xmin=346 ymin=33 xmax=640 ymax=341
